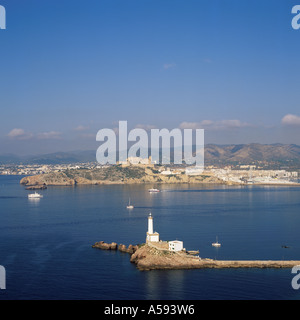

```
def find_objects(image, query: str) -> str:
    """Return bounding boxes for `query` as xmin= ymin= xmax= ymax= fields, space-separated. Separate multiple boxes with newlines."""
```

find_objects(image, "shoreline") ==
xmin=22 ymin=181 xmax=300 ymax=187
xmin=19 ymin=176 xmax=300 ymax=187
xmin=18 ymin=166 xmax=299 ymax=187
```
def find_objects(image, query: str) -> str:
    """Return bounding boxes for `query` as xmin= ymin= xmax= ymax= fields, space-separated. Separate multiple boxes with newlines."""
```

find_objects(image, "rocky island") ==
xmin=92 ymin=241 xmax=300 ymax=271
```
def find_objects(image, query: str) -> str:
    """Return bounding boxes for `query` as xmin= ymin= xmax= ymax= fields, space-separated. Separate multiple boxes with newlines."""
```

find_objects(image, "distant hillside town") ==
xmin=2 ymin=154 xmax=299 ymax=186
xmin=1 ymin=143 xmax=300 ymax=185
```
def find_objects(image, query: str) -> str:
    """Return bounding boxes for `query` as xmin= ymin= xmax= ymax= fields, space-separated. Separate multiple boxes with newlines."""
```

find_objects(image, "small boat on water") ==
xmin=148 ymin=188 xmax=160 ymax=193
xmin=28 ymin=192 xmax=43 ymax=199
xmin=126 ymin=198 xmax=134 ymax=209
xmin=212 ymin=236 xmax=221 ymax=247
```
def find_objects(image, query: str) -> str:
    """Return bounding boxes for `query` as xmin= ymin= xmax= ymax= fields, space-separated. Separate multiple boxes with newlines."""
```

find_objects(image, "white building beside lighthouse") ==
xmin=168 ymin=240 xmax=183 ymax=252
xmin=146 ymin=213 xmax=160 ymax=243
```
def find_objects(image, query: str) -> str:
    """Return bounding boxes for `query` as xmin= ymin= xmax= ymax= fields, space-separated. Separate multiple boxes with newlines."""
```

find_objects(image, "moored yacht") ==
xmin=212 ymin=236 xmax=221 ymax=247
xmin=28 ymin=192 xmax=43 ymax=199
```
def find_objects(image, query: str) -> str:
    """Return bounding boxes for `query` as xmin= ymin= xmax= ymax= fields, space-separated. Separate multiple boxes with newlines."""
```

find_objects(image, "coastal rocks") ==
xmin=92 ymin=241 xmax=138 ymax=254
xmin=92 ymin=241 xmax=117 ymax=250
xmin=20 ymin=172 xmax=75 ymax=186
xmin=25 ymin=185 xmax=47 ymax=190
xmin=118 ymin=244 xmax=138 ymax=254
xmin=127 ymin=244 xmax=139 ymax=254
xmin=118 ymin=244 xmax=127 ymax=252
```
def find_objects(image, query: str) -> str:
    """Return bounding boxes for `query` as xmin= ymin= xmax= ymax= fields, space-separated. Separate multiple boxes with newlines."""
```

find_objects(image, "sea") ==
xmin=0 ymin=175 xmax=300 ymax=300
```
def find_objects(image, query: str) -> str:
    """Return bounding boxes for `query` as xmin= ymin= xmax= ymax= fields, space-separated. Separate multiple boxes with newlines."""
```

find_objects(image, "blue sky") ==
xmin=0 ymin=0 xmax=300 ymax=154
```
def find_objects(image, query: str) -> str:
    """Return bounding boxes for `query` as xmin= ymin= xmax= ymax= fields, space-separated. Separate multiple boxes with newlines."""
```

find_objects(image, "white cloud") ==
xmin=179 ymin=122 xmax=203 ymax=130
xmin=281 ymin=114 xmax=300 ymax=126
xmin=37 ymin=131 xmax=62 ymax=140
xmin=74 ymin=125 xmax=89 ymax=131
xmin=179 ymin=120 xmax=252 ymax=131
xmin=218 ymin=119 xmax=251 ymax=129
xmin=7 ymin=129 xmax=63 ymax=141
xmin=7 ymin=128 xmax=33 ymax=140
xmin=7 ymin=128 xmax=25 ymax=138
xmin=200 ymin=120 xmax=214 ymax=126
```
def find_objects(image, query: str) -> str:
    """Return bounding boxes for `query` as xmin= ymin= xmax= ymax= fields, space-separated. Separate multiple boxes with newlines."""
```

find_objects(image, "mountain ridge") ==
xmin=1 ymin=143 xmax=300 ymax=167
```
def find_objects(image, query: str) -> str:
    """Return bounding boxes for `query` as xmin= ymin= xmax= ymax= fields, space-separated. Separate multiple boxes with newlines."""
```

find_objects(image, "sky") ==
xmin=0 ymin=0 xmax=300 ymax=155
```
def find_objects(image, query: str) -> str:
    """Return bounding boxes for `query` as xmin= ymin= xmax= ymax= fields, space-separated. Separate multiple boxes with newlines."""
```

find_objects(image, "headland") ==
xmin=20 ymin=165 xmax=222 ymax=186
xmin=19 ymin=164 xmax=299 ymax=187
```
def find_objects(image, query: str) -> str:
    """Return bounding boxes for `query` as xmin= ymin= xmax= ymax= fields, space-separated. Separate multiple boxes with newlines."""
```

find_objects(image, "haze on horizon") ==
xmin=0 ymin=0 xmax=300 ymax=156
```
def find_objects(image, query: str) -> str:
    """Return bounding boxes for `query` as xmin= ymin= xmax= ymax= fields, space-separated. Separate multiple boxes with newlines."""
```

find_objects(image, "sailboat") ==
xmin=126 ymin=198 xmax=134 ymax=209
xmin=212 ymin=236 xmax=221 ymax=247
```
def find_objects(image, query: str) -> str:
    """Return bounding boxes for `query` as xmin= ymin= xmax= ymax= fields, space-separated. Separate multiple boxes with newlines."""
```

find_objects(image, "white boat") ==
xmin=148 ymin=188 xmax=160 ymax=193
xmin=28 ymin=192 xmax=43 ymax=199
xmin=126 ymin=198 xmax=134 ymax=209
xmin=212 ymin=236 xmax=221 ymax=247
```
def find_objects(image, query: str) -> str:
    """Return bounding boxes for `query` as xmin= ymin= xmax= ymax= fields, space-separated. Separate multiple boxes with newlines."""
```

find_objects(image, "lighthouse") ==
xmin=146 ymin=213 xmax=159 ymax=243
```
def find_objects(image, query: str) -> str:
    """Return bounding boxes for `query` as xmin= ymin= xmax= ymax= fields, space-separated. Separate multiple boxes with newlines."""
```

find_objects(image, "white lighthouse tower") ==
xmin=146 ymin=213 xmax=159 ymax=243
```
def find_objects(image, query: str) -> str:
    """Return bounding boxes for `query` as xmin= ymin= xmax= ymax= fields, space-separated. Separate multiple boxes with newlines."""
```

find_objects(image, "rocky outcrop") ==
xmin=127 ymin=245 xmax=139 ymax=254
xmin=20 ymin=172 xmax=75 ymax=186
xmin=92 ymin=241 xmax=118 ymax=250
xmin=25 ymin=185 xmax=47 ymax=190
xmin=92 ymin=241 xmax=138 ymax=254
xmin=130 ymin=244 xmax=200 ymax=270
xmin=118 ymin=244 xmax=139 ymax=254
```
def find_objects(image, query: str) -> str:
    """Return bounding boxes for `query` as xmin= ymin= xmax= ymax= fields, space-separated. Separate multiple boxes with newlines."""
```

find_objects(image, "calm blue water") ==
xmin=0 ymin=175 xmax=300 ymax=300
